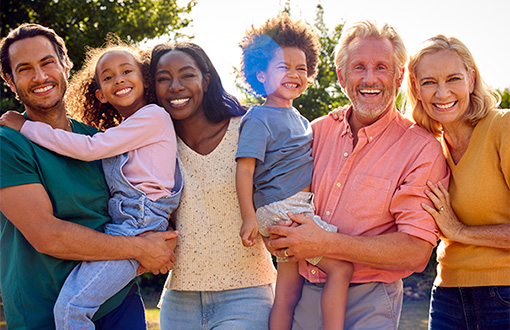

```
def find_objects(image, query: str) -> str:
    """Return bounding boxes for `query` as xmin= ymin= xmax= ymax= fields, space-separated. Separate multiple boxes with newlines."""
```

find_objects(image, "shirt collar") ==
xmin=343 ymin=105 xmax=398 ymax=142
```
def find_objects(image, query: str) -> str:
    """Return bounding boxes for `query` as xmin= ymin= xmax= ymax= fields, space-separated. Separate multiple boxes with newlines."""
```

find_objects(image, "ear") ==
xmin=336 ymin=69 xmax=347 ymax=89
xmin=396 ymin=67 xmax=405 ymax=89
xmin=412 ymin=78 xmax=422 ymax=101
xmin=469 ymin=68 xmax=476 ymax=93
xmin=256 ymin=71 xmax=265 ymax=84
xmin=5 ymin=74 xmax=17 ymax=94
xmin=95 ymin=89 xmax=108 ymax=104
xmin=203 ymin=73 xmax=211 ymax=93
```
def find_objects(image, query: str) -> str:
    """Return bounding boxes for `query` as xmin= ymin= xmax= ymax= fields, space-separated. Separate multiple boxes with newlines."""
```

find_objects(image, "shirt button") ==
xmin=336 ymin=182 xmax=341 ymax=187
xmin=326 ymin=211 xmax=330 ymax=216
xmin=369 ymin=136 xmax=373 ymax=141
xmin=311 ymin=269 xmax=317 ymax=275
xmin=343 ymin=152 xmax=349 ymax=157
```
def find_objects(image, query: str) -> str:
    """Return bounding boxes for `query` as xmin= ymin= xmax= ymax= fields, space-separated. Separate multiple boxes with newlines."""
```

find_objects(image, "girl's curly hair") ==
xmin=239 ymin=13 xmax=321 ymax=97
xmin=66 ymin=35 xmax=152 ymax=131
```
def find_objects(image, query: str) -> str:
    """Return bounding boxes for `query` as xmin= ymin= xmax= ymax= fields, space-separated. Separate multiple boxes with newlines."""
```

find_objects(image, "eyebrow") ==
xmin=419 ymin=73 xmax=463 ymax=82
xmin=14 ymin=55 xmax=56 ymax=72
xmin=156 ymin=65 xmax=197 ymax=75
xmin=99 ymin=62 xmax=136 ymax=76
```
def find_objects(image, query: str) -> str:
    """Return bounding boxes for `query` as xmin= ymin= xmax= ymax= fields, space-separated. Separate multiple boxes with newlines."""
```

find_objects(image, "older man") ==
xmin=0 ymin=24 xmax=177 ymax=329
xmin=267 ymin=21 xmax=449 ymax=329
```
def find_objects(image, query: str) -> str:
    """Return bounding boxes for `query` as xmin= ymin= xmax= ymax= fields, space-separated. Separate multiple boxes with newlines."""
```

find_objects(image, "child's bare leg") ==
xmin=270 ymin=261 xmax=304 ymax=330
xmin=316 ymin=257 xmax=354 ymax=330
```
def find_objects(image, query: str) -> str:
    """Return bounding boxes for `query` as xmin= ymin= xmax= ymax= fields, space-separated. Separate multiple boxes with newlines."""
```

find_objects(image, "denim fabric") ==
xmin=93 ymin=287 xmax=146 ymax=330
xmin=292 ymin=280 xmax=403 ymax=330
xmin=256 ymin=191 xmax=337 ymax=264
xmin=103 ymin=153 xmax=183 ymax=236
xmin=54 ymin=153 xmax=183 ymax=329
xmin=159 ymin=285 xmax=274 ymax=330
xmin=429 ymin=285 xmax=510 ymax=330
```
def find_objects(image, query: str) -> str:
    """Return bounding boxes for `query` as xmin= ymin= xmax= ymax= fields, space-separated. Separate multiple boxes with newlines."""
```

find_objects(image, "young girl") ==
xmin=236 ymin=14 xmax=353 ymax=330
xmin=0 ymin=41 xmax=182 ymax=329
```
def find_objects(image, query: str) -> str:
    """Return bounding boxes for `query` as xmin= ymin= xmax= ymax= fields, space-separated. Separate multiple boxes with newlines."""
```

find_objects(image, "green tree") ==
xmin=235 ymin=3 xmax=349 ymax=121
xmin=497 ymin=88 xmax=510 ymax=109
xmin=1 ymin=0 xmax=196 ymax=113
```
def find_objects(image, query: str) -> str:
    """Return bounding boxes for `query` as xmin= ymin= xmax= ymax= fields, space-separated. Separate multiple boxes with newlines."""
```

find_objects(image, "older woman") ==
xmin=150 ymin=42 xmax=276 ymax=330
xmin=405 ymin=35 xmax=510 ymax=329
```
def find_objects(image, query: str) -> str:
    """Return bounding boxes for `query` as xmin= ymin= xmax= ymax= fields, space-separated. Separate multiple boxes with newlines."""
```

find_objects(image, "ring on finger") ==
xmin=284 ymin=249 xmax=289 ymax=258
xmin=439 ymin=206 xmax=444 ymax=212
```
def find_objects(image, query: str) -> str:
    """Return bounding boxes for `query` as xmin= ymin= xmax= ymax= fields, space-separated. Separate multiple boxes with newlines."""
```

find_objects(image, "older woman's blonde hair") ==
xmin=334 ymin=20 xmax=408 ymax=85
xmin=405 ymin=35 xmax=501 ymax=137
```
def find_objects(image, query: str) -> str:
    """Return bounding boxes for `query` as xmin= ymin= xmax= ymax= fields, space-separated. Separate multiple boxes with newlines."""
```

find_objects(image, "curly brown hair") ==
xmin=239 ymin=13 xmax=321 ymax=97
xmin=66 ymin=35 xmax=152 ymax=131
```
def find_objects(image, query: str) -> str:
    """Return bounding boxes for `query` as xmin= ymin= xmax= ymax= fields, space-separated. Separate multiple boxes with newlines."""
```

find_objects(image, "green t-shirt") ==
xmin=0 ymin=118 xmax=133 ymax=330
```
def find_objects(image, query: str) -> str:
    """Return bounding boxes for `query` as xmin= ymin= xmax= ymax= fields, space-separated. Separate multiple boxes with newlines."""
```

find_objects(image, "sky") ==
xmin=159 ymin=0 xmax=510 ymax=98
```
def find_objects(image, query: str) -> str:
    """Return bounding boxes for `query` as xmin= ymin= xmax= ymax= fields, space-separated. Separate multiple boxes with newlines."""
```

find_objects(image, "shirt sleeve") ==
xmin=0 ymin=128 xmax=41 ymax=188
xmin=20 ymin=105 xmax=172 ymax=161
xmin=498 ymin=110 xmax=510 ymax=188
xmin=235 ymin=116 xmax=270 ymax=162
xmin=390 ymin=138 xmax=449 ymax=245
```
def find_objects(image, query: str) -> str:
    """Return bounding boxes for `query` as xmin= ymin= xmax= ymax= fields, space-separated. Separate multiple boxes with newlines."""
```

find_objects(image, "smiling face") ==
xmin=6 ymin=35 xmax=69 ymax=116
xmin=94 ymin=51 xmax=147 ymax=118
xmin=257 ymin=47 xmax=308 ymax=108
xmin=414 ymin=49 xmax=475 ymax=128
xmin=154 ymin=50 xmax=210 ymax=122
xmin=340 ymin=37 xmax=403 ymax=126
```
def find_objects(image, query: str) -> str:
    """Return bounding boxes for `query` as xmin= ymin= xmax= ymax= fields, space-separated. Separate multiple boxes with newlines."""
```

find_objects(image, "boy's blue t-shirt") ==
xmin=236 ymin=105 xmax=313 ymax=209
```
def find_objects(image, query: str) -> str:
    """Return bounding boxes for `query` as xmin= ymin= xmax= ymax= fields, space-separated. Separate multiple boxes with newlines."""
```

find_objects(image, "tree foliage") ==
xmin=497 ymin=88 xmax=510 ymax=109
xmin=235 ymin=3 xmax=349 ymax=121
xmin=1 ymin=0 xmax=196 ymax=113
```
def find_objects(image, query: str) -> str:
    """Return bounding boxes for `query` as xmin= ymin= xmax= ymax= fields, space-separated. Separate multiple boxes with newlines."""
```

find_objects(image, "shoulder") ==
xmin=69 ymin=118 xmax=101 ymax=135
xmin=311 ymin=114 xmax=339 ymax=136
xmin=478 ymin=109 xmax=510 ymax=143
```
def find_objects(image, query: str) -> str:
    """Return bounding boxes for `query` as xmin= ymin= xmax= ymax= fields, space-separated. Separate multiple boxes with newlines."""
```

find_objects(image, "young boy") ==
xmin=236 ymin=13 xmax=353 ymax=330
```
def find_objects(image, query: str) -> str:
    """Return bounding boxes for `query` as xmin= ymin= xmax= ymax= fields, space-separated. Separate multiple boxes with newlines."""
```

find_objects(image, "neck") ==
xmin=348 ymin=104 xmax=393 ymax=146
xmin=25 ymin=104 xmax=71 ymax=131
xmin=174 ymin=115 xmax=231 ymax=155
xmin=443 ymin=121 xmax=474 ymax=162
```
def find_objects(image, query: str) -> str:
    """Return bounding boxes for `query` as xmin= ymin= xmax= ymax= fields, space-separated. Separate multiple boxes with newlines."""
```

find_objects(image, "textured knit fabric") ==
xmin=20 ymin=104 xmax=177 ymax=201
xmin=164 ymin=116 xmax=276 ymax=291
xmin=434 ymin=109 xmax=510 ymax=287
xmin=301 ymin=106 xmax=449 ymax=284
xmin=236 ymin=105 xmax=313 ymax=208
xmin=0 ymin=119 xmax=133 ymax=329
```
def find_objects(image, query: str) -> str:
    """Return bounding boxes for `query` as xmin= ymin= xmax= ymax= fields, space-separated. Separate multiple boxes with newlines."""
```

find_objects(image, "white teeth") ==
xmin=360 ymin=89 xmax=381 ymax=94
xmin=435 ymin=101 xmax=456 ymax=109
xmin=284 ymin=83 xmax=298 ymax=88
xmin=115 ymin=88 xmax=131 ymax=96
xmin=33 ymin=85 xmax=53 ymax=93
xmin=170 ymin=98 xmax=189 ymax=105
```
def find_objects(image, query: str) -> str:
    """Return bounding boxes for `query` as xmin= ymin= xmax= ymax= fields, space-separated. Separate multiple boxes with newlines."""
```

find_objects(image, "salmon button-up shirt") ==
xmin=300 ymin=106 xmax=449 ymax=284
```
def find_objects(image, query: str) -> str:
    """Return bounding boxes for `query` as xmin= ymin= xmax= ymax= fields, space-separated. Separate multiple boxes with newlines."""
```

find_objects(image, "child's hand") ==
xmin=0 ymin=111 xmax=26 ymax=131
xmin=240 ymin=218 xmax=259 ymax=247
xmin=328 ymin=105 xmax=349 ymax=121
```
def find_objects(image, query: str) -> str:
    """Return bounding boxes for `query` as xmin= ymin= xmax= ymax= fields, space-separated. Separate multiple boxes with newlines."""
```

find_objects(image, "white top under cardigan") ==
xmin=164 ymin=116 xmax=276 ymax=291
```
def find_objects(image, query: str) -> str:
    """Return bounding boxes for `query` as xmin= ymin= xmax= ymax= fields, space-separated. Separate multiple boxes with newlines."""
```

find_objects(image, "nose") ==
xmin=169 ymin=79 xmax=183 ymax=92
xmin=33 ymin=65 xmax=48 ymax=82
xmin=435 ymin=83 xmax=451 ymax=99
xmin=362 ymin=68 xmax=377 ymax=85
xmin=114 ymin=75 xmax=125 ymax=85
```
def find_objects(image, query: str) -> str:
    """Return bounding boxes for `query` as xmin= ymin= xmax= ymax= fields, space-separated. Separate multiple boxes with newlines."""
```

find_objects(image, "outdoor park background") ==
xmin=1 ymin=0 xmax=509 ymax=329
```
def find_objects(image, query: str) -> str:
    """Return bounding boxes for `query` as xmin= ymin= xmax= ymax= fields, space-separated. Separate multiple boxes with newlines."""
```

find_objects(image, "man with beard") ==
xmin=266 ymin=21 xmax=449 ymax=329
xmin=0 ymin=23 xmax=177 ymax=329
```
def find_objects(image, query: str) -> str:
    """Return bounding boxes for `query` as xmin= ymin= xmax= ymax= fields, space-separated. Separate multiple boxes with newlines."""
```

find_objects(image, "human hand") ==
xmin=266 ymin=212 xmax=327 ymax=261
xmin=240 ymin=218 xmax=258 ymax=247
xmin=328 ymin=105 xmax=349 ymax=121
xmin=134 ymin=230 xmax=179 ymax=275
xmin=0 ymin=111 xmax=26 ymax=131
xmin=422 ymin=181 xmax=465 ymax=240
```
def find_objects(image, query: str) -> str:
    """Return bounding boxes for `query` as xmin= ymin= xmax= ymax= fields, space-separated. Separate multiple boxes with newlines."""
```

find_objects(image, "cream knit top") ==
xmin=164 ymin=116 xmax=276 ymax=291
